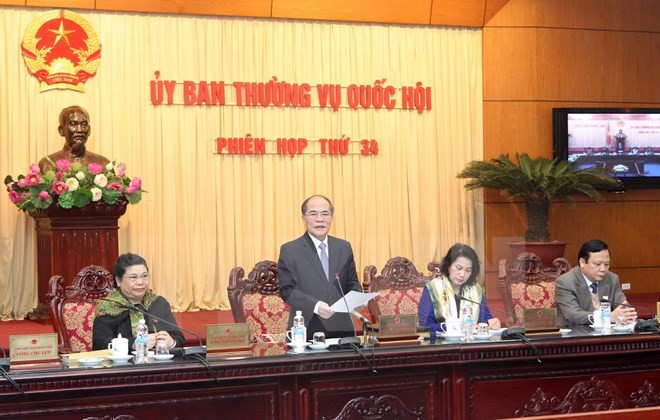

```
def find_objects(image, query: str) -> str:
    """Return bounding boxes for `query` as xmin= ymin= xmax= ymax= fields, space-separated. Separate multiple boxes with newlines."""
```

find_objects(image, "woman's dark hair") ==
xmin=439 ymin=243 xmax=480 ymax=286
xmin=578 ymin=239 xmax=609 ymax=263
xmin=114 ymin=253 xmax=149 ymax=278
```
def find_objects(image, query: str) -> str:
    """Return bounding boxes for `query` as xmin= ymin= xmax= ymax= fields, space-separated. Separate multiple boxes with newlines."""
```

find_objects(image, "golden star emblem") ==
xmin=49 ymin=19 xmax=75 ymax=46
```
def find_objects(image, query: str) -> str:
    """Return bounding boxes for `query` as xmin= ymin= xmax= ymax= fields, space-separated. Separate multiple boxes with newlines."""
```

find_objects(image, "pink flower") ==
xmin=56 ymin=172 xmax=64 ymax=180
xmin=52 ymin=181 xmax=68 ymax=195
xmin=18 ymin=179 xmax=28 ymax=188
xmin=55 ymin=159 xmax=72 ymax=171
xmin=39 ymin=191 xmax=49 ymax=201
xmin=8 ymin=190 xmax=21 ymax=204
xmin=115 ymin=163 xmax=126 ymax=178
xmin=126 ymin=186 xmax=137 ymax=194
xmin=107 ymin=182 xmax=123 ymax=193
xmin=88 ymin=163 xmax=103 ymax=174
xmin=29 ymin=163 xmax=40 ymax=173
xmin=25 ymin=172 xmax=41 ymax=186
xmin=130 ymin=177 xmax=142 ymax=190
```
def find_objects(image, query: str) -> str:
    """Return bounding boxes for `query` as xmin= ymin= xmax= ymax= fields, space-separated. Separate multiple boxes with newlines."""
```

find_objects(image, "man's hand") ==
xmin=612 ymin=301 xmax=637 ymax=322
xmin=317 ymin=301 xmax=336 ymax=319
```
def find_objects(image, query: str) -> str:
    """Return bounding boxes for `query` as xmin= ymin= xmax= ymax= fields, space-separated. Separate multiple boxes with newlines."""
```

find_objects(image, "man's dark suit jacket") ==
xmin=278 ymin=233 xmax=362 ymax=339
xmin=555 ymin=266 xmax=627 ymax=328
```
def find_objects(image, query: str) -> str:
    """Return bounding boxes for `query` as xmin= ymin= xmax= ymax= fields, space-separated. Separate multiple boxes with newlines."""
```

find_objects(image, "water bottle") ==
xmin=135 ymin=318 xmax=149 ymax=363
xmin=461 ymin=306 xmax=474 ymax=341
xmin=600 ymin=297 xmax=612 ymax=333
xmin=292 ymin=310 xmax=307 ymax=348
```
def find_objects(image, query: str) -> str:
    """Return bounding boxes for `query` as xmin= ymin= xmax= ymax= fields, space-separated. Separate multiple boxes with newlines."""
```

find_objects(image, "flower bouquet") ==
xmin=5 ymin=159 xmax=144 ymax=212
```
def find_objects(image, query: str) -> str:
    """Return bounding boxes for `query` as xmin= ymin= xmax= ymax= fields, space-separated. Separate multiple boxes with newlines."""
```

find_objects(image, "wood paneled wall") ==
xmin=482 ymin=0 xmax=660 ymax=294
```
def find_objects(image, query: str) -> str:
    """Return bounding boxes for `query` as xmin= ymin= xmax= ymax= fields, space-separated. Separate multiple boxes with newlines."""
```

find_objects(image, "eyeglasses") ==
xmin=305 ymin=211 xmax=333 ymax=220
xmin=122 ymin=273 xmax=149 ymax=282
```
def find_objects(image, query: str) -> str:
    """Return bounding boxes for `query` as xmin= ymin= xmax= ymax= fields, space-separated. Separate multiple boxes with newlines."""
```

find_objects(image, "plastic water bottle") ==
xmin=461 ymin=306 xmax=474 ymax=341
xmin=135 ymin=318 xmax=149 ymax=363
xmin=292 ymin=310 xmax=307 ymax=348
xmin=600 ymin=297 xmax=612 ymax=333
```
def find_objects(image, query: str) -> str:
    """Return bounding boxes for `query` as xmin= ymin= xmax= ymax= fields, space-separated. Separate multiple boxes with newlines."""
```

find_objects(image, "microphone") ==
xmin=611 ymin=300 xmax=653 ymax=315
xmin=334 ymin=273 xmax=361 ymax=348
xmin=100 ymin=298 xmax=206 ymax=358
xmin=351 ymin=310 xmax=371 ymax=325
xmin=0 ymin=346 xmax=23 ymax=395
xmin=455 ymin=295 xmax=526 ymax=339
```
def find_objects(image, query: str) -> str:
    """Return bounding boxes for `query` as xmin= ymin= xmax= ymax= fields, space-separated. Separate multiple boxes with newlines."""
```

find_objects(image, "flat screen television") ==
xmin=553 ymin=107 xmax=660 ymax=189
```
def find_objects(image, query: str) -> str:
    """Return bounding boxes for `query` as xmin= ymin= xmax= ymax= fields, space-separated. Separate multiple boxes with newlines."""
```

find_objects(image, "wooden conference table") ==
xmin=1 ymin=326 xmax=659 ymax=419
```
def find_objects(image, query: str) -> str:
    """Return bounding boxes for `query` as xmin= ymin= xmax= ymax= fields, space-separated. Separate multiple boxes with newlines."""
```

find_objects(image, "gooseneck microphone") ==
xmin=455 ymin=295 xmax=526 ymax=339
xmin=334 ymin=274 xmax=361 ymax=348
xmin=0 ymin=346 xmax=23 ymax=395
xmin=100 ymin=299 xmax=207 ymax=359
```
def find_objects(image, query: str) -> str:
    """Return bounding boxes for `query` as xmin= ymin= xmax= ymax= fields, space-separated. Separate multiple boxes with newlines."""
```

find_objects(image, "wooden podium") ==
xmin=29 ymin=199 xmax=128 ymax=320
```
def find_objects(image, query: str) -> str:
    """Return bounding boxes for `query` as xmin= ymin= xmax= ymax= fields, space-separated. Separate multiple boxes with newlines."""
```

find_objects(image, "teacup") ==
xmin=108 ymin=335 xmax=129 ymax=356
xmin=155 ymin=340 xmax=170 ymax=356
xmin=440 ymin=318 xmax=462 ymax=335
xmin=312 ymin=332 xmax=326 ymax=345
xmin=286 ymin=328 xmax=307 ymax=352
xmin=588 ymin=310 xmax=603 ymax=328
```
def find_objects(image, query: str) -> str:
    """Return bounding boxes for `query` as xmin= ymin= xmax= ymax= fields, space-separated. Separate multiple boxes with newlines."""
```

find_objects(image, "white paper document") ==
xmin=331 ymin=291 xmax=379 ymax=312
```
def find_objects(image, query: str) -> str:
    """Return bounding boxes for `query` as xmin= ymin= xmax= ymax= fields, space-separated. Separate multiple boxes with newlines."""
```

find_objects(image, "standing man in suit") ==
xmin=555 ymin=239 xmax=637 ymax=327
xmin=278 ymin=195 xmax=363 ymax=339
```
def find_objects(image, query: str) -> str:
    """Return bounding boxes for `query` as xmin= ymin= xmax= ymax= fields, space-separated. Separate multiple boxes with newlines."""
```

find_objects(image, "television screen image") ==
xmin=553 ymin=108 xmax=660 ymax=189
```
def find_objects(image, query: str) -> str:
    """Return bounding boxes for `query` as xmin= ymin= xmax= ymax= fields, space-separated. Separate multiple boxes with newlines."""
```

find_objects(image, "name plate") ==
xmin=206 ymin=323 xmax=250 ymax=350
xmin=378 ymin=314 xmax=417 ymax=338
xmin=523 ymin=308 xmax=557 ymax=330
xmin=10 ymin=333 xmax=58 ymax=362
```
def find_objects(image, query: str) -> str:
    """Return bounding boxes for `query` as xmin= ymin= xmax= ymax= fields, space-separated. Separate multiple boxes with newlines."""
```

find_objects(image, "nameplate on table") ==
xmin=523 ymin=308 xmax=556 ymax=330
xmin=378 ymin=314 xmax=417 ymax=339
xmin=206 ymin=323 xmax=250 ymax=350
xmin=10 ymin=333 xmax=58 ymax=362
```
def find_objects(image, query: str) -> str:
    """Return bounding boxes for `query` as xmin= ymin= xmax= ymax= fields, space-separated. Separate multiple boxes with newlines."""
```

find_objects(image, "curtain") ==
xmin=0 ymin=6 xmax=483 ymax=318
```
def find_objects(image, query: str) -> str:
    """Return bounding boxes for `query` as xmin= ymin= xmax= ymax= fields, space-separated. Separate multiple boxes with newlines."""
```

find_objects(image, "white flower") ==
xmin=94 ymin=174 xmax=108 ymax=188
xmin=105 ymin=162 xmax=114 ymax=171
xmin=612 ymin=164 xmax=629 ymax=173
xmin=75 ymin=171 xmax=85 ymax=180
xmin=65 ymin=177 xmax=80 ymax=191
xmin=91 ymin=187 xmax=103 ymax=201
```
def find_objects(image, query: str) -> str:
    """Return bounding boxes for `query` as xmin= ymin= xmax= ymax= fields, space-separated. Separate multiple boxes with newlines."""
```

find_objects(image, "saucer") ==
xmin=153 ymin=354 xmax=175 ymax=361
xmin=613 ymin=325 xmax=631 ymax=332
xmin=589 ymin=324 xmax=603 ymax=330
xmin=286 ymin=342 xmax=308 ymax=349
xmin=489 ymin=328 xmax=506 ymax=336
xmin=78 ymin=357 xmax=104 ymax=366
xmin=473 ymin=333 xmax=491 ymax=340
xmin=559 ymin=329 xmax=572 ymax=335
xmin=439 ymin=332 xmax=464 ymax=340
xmin=308 ymin=342 xmax=330 ymax=350
xmin=107 ymin=355 xmax=133 ymax=363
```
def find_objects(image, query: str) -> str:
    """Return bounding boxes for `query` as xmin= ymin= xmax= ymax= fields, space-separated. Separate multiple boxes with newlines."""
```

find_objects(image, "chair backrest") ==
xmin=363 ymin=256 xmax=436 ymax=322
xmin=498 ymin=252 xmax=571 ymax=325
xmin=47 ymin=265 xmax=115 ymax=354
xmin=227 ymin=260 xmax=290 ymax=342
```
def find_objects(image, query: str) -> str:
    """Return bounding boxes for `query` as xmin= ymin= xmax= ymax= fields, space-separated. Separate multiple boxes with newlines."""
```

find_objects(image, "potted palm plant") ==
xmin=456 ymin=153 xmax=622 ymax=264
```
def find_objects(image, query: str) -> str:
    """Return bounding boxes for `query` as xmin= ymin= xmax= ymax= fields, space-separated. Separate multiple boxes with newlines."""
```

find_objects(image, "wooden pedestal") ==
xmin=28 ymin=200 xmax=128 ymax=320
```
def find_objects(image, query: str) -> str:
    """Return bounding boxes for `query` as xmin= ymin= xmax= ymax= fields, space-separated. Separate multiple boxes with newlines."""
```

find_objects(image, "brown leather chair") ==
xmin=227 ymin=260 xmax=290 ymax=342
xmin=47 ymin=265 xmax=115 ymax=354
xmin=363 ymin=256 xmax=436 ymax=323
xmin=498 ymin=252 xmax=571 ymax=326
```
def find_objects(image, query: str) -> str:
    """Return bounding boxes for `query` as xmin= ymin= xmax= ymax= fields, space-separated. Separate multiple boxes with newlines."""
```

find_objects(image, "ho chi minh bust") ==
xmin=38 ymin=105 xmax=110 ymax=173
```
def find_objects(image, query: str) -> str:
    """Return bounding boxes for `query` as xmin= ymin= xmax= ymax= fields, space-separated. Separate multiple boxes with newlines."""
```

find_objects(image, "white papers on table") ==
xmin=330 ymin=291 xmax=379 ymax=312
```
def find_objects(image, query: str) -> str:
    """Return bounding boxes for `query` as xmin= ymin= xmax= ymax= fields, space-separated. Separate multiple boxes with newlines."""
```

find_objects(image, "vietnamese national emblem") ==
xmin=21 ymin=9 xmax=101 ymax=92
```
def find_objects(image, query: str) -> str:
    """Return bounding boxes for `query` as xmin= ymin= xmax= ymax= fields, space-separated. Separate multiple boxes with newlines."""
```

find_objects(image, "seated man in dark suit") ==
xmin=555 ymin=239 xmax=637 ymax=327
xmin=278 ymin=195 xmax=363 ymax=339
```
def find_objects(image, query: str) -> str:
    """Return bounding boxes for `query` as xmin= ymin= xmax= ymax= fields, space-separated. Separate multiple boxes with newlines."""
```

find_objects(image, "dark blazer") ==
xmin=555 ymin=266 xmax=627 ymax=328
xmin=278 ymin=233 xmax=362 ymax=339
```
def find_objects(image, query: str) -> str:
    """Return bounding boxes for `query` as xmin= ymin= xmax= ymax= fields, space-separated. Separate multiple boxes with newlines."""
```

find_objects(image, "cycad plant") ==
xmin=457 ymin=153 xmax=622 ymax=242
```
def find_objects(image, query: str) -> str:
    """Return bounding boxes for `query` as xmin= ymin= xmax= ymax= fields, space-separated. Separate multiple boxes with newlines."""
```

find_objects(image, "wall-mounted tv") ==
xmin=553 ymin=108 xmax=660 ymax=189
